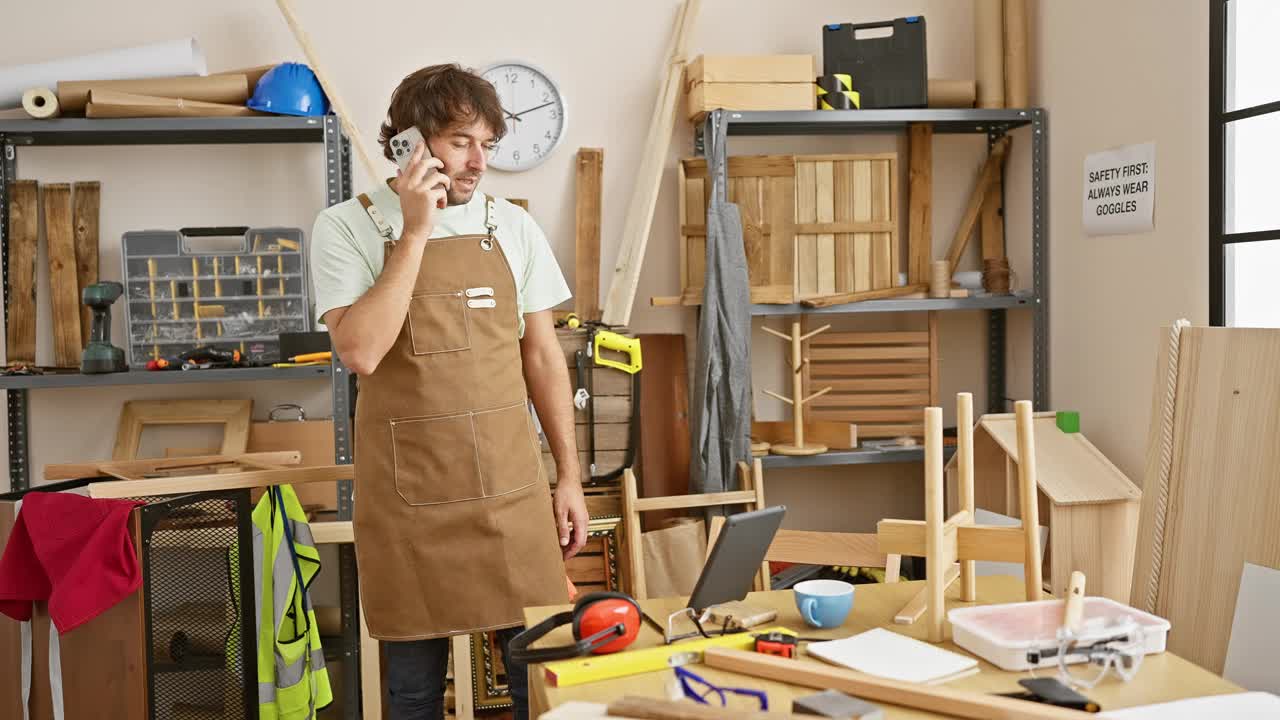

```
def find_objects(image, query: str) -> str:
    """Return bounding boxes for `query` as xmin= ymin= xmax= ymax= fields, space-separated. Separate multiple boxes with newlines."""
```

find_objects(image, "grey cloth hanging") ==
xmin=689 ymin=111 xmax=752 ymax=499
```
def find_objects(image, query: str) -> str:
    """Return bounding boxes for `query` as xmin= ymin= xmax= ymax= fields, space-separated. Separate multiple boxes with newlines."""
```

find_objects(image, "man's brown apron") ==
xmin=351 ymin=191 xmax=569 ymax=641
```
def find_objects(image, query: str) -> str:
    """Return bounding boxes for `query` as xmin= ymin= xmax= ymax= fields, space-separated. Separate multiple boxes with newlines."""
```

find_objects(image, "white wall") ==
xmin=1 ymin=1 xmax=1034 ymax=531
xmin=1030 ymin=0 xmax=1209 ymax=483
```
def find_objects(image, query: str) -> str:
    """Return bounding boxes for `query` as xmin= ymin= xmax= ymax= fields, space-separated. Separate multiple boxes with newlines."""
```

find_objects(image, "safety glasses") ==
xmin=672 ymin=666 xmax=769 ymax=710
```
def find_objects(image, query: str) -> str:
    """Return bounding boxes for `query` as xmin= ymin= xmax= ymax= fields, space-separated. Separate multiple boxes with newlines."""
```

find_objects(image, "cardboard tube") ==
xmin=974 ymin=0 xmax=1005 ymax=108
xmin=58 ymin=74 xmax=249 ymax=113
xmin=212 ymin=64 xmax=278 ymax=91
xmin=1004 ymin=0 xmax=1030 ymax=107
xmin=21 ymin=87 xmax=60 ymax=118
xmin=85 ymin=90 xmax=261 ymax=118
xmin=927 ymin=78 xmax=976 ymax=108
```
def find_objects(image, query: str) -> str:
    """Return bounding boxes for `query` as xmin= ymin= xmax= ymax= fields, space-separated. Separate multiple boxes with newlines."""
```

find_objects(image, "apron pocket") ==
xmin=391 ymin=413 xmax=484 ymax=505
xmin=473 ymin=401 xmax=542 ymax=497
xmin=407 ymin=291 xmax=471 ymax=355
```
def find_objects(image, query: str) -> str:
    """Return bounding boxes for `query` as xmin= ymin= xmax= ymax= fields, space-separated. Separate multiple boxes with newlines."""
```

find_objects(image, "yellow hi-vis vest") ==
xmin=253 ymin=484 xmax=332 ymax=720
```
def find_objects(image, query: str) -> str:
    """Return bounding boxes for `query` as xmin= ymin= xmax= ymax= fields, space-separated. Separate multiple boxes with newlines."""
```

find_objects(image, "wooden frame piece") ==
xmin=622 ymin=462 xmax=765 ymax=600
xmin=877 ymin=395 xmax=1042 ymax=642
xmin=907 ymin=124 xmax=932 ymax=285
xmin=112 ymin=399 xmax=252 ymax=461
xmin=86 ymin=464 xmax=354 ymax=499
xmin=575 ymin=148 xmax=603 ymax=321
xmin=45 ymin=450 xmax=301 ymax=481
xmin=6 ymin=180 xmax=38 ymax=365
xmin=602 ymin=0 xmax=700 ymax=325
xmin=708 ymin=518 xmax=901 ymax=582
xmin=944 ymin=136 xmax=1010 ymax=276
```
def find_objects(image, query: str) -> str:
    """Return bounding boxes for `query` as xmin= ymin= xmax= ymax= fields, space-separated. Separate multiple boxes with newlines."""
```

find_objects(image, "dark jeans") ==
xmin=385 ymin=626 xmax=529 ymax=720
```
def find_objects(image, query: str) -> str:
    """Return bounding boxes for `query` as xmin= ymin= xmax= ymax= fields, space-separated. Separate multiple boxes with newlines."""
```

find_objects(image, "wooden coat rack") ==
xmin=762 ymin=321 xmax=832 ymax=456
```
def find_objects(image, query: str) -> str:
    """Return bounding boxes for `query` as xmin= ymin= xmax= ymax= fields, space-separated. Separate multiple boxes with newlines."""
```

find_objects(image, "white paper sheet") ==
xmin=808 ymin=627 xmax=978 ymax=684
xmin=0 ymin=38 xmax=206 ymax=108
xmin=1101 ymin=692 xmax=1280 ymax=719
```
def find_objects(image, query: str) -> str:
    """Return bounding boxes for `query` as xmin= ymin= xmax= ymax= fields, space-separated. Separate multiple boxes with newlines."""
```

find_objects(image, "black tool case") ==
xmin=822 ymin=16 xmax=928 ymax=109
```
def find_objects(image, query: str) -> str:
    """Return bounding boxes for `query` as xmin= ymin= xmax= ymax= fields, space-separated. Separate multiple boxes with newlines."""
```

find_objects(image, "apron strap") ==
xmin=483 ymin=195 xmax=497 ymax=237
xmin=357 ymin=193 xmax=396 ymax=242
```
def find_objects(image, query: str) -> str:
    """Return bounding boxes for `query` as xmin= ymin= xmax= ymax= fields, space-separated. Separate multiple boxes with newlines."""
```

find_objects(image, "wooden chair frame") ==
xmin=112 ymin=399 xmax=253 ymax=461
xmin=622 ymin=462 xmax=767 ymax=600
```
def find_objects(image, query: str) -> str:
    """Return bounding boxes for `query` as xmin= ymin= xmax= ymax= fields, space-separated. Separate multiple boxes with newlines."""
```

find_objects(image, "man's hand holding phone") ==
xmin=398 ymin=143 xmax=450 ymax=244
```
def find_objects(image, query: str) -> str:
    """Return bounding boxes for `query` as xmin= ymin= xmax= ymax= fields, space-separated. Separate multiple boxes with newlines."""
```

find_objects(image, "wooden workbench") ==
xmin=522 ymin=576 xmax=1240 ymax=718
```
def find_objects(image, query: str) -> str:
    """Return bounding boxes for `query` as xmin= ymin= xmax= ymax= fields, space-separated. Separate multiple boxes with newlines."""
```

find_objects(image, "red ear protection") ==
xmin=508 ymin=591 xmax=642 ymax=663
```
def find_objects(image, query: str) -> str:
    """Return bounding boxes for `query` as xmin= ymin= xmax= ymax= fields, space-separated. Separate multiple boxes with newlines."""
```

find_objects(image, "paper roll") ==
xmin=85 ymin=90 xmax=261 ymax=119
xmin=21 ymin=87 xmax=59 ymax=119
xmin=927 ymin=79 xmax=976 ymax=108
xmin=1004 ymin=0 xmax=1030 ymax=108
xmin=0 ymin=37 xmax=206 ymax=109
xmin=212 ymin=64 xmax=278 ymax=92
xmin=974 ymin=0 xmax=1005 ymax=109
xmin=930 ymin=260 xmax=951 ymax=299
xmin=58 ymin=73 xmax=248 ymax=113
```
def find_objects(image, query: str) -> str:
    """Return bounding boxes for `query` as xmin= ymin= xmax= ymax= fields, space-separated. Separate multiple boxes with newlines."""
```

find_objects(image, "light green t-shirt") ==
xmin=309 ymin=180 xmax=570 ymax=336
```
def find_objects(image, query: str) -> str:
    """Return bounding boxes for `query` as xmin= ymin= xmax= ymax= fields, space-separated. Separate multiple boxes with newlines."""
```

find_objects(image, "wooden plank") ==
xmin=803 ymin=407 xmax=922 ymax=423
xmin=681 ymin=154 xmax=795 ymax=179
xmin=602 ymin=0 xmax=701 ymax=326
xmin=824 ymin=422 xmax=923 ymax=438
xmin=687 ymin=176 xmax=706 ymax=297
xmin=833 ymin=159 xmax=854 ymax=292
xmin=575 ymin=148 xmax=603 ymax=321
xmin=637 ymin=334 xmax=690 ymax=530
xmin=810 ymin=392 xmax=930 ymax=407
xmin=815 ymin=161 xmax=835 ymax=296
xmin=678 ymin=161 xmax=690 ymax=303
xmin=793 ymin=221 xmax=899 ymax=235
xmin=738 ymin=177 xmax=767 ymax=284
xmin=853 ymin=160 xmax=873 ymax=291
xmin=946 ymin=136 xmax=1010 ymax=275
xmin=812 ymin=331 xmax=930 ymax=346
xmin=878 ymin=520 xmax=1029 ymax=563
xmin=981 ymin=161 xmax=1005 ymax=261
xmin=767 ymin=174 xmax=795 ymax=302
xmin=801 ymin=283 xmax=927 ymax=308
xmin=574 ymin=395 xmax=631 ymax=425
xmin=633 ymin=489 xmax=757 ymax=512
xmin=810 ymin=346 xmax=930 ymax=361
xmin=810 ymin=361 xmax=930 ymax=377
xmin=73 ymin=181 xmax=101 ymax=347
xmin=766 ymin=529 xmax=885 ymax=568
xmin=87 ymin=464 xmax=355 ymax=498
xmin=872 ymin=158 xmax=893 ymax=289
xmin=908 ymin=124 xmax=932 ymax=284
xmin=44 ymin=183 xmax=82 ymax=367
xmin=5 ymin=180 xmax=38 ymax=365
xmin=542 ymin=423 xmax=631 ymax=454
xmin=45 ymin=450 xmax=301 ymax=481
xmin=794 ymin=160 xmax=818 ymax=298
xmin=543 ymin=451 xmax=629 ymax=484
xmin=894 ymin=565 xmax=959 ymax=624
xmin=703 ymin=649 xmax=1085 ymax=720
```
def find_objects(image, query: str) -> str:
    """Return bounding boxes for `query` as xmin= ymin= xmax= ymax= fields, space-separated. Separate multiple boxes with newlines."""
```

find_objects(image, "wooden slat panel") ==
xmin=794 ymin=221 xmax=896 ymax=235
xmin=687 ymin=176 xmax=706 ymax=297
xmin=833 ymin=160 xmax=854 ymax=292
xmin=812 ymin=331 xmax=930 ymax=346
xmin=853 ymin=160 xmax=873 ymax=291
xmin=542 ymin=450 xmax=629 ymax=484
xmin=73 ymin=181 xmax=101 ymax=347
xmin=810 ymin=361 xmax=930 ymax=377
xmin=795 ymin=160 xmax=817 ymax=297
xmin=44 ymin=184 xmax=82 ymax=367
xmin=815 ymin=161 xmax=835 ymax=296
xmin=682 ymin=155 xmax=796 ymax=179
xmin=574 ymin=396 xmax=632 ymax=424
xmin=872 ymin=159 xmax=892 ymax=289
xmin=6 ymin=181 xmax=38 ymax=365
xmin=810 ymin=346 xmax=930 ymax=361
xmin=542 ymin=423 xmax=631 ymax=452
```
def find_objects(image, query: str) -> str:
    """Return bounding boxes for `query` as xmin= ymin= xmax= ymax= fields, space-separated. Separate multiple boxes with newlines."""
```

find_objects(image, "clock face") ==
xmin=481 ymin=61 xmax=566 ymax=171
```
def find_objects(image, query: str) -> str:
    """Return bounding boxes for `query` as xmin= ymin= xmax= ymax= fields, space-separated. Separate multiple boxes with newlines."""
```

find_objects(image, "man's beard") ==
xmin=446 ymin=173 xmax=482 ymax=206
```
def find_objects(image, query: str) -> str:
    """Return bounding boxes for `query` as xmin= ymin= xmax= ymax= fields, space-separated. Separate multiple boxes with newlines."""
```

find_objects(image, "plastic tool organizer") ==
xmin=822 ymin=16 xmax=928 ymax=109
xmin=121 ymin=226 xmax=309 ymax=368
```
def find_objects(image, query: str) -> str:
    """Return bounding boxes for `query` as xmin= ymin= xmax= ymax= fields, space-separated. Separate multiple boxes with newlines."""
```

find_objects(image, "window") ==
xmin=1211 ymin=0 xmax=1280 ymax=327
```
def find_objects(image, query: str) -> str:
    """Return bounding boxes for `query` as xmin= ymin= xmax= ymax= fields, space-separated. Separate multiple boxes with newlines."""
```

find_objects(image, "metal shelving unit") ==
xmin=0 ymin=113 xmax=361 ymax=719
xmin=696 ymin=108 xmax=1049 ymax=469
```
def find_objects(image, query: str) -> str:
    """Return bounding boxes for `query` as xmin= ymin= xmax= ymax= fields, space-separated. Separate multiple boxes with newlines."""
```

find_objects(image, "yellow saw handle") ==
xmin=593 ymin=330 xmax=642 ymax=374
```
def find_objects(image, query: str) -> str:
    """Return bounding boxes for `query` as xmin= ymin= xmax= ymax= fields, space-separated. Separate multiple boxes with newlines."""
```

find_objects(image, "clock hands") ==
xmin=503 ymin=101 xmax=555 ymax=124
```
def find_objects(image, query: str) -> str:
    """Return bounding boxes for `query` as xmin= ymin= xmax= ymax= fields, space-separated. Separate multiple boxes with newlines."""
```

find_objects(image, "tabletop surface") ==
xmin=522 ymin=576 xmax=1240 ymax=718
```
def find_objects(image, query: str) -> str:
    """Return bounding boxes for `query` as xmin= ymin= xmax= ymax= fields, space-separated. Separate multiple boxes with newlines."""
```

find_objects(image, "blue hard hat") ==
xmin=247 ymin=62 xmax=330 ymax=117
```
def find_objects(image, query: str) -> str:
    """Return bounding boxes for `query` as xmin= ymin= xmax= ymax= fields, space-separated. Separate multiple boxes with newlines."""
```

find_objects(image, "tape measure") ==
xmin=816 ymin=74 xmax=861 ymax=110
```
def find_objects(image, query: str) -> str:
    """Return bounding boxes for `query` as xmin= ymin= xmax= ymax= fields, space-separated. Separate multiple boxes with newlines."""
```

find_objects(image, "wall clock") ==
xmin=481 ymin=60 xmax=567 ymax=172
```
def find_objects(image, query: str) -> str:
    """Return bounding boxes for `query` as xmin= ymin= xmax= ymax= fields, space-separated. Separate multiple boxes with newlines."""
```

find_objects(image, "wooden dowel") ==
xmin=925 ymin=406 xmax=946 ymax=642
xmin=1015 ymin=400 xmax=1044 ymax=600
xmin=958 ymin=392 xmax=977 ymax=602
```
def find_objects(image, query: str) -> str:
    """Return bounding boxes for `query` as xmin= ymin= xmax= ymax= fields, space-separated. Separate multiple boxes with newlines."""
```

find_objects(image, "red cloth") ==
xmin=0 ymin=492 xmax=143 ymax=633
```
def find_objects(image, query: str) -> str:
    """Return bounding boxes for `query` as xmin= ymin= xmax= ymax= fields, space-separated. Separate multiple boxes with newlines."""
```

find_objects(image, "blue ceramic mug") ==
xmin=793 ymin=579 xmax=855 ymax=628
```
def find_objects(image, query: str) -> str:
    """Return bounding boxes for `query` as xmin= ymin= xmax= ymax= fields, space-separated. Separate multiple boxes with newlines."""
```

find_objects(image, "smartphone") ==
xmin=388 ymin=126 xmax=445 ymax=209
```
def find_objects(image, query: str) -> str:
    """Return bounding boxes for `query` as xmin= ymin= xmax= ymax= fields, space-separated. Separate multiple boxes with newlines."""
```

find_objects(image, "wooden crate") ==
xmin=685 ymin=54 xmax=814 ymax=121
xmin=802 ymin=318 xmax=938 ymax=440
xmin=543 ymin=328 xmax=634 ymax=484
xmin=679 ymin=153 xmax=898 ymax=306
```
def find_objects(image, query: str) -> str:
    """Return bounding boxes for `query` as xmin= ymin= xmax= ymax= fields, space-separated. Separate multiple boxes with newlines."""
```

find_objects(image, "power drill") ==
xmin=81 ymin=281 xmax=127 ymax=374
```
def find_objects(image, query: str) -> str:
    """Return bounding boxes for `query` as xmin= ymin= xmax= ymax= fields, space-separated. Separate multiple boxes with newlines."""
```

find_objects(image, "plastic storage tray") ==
xmin=122 ymin=226 xmax=309 ymax=367
xmin=947 ymin=597 xmax=1171 ymax=672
